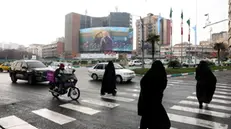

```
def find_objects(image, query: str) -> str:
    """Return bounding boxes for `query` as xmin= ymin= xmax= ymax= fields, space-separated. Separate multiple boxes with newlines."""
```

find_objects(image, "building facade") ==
xmin=65 ymin=12 xmax=132 ymax=58
xmin=42 ymin=38 xmax=64 ymax=58
xmin=136 ymin=14 xmax=171 ymax=55
xmin=211 ymin=31 xmax=228 ymax=43
xmin=160 ymin=42 xmax=216 ymax=59
xmin=26 ymin=44 xmax=43 ymax=57
xmin=65 ymin=13 xmax=81 ymax=57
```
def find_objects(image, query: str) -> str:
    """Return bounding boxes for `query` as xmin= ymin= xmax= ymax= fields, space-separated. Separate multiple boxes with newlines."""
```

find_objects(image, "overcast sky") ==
xmin=0 ymin=0 xmax=228 ymax=48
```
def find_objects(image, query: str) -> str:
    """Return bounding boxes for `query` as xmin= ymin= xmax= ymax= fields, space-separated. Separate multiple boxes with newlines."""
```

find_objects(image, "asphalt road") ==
xmin=0 ymin=68 xmax=230 ymax=129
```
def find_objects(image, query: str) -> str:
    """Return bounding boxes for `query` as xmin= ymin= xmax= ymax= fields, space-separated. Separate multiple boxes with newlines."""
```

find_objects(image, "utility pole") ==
xmin=140 ymin=17 xmax=145 ymax=69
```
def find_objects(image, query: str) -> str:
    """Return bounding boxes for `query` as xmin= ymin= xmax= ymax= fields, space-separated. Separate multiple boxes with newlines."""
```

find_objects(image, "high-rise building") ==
xmin=64 ymin=12 xmax=132 ymax=58
xmin=65 ymin=13 xmax=81 ymax=58
xmin=136 ymin=14 xmax=171 ymax=55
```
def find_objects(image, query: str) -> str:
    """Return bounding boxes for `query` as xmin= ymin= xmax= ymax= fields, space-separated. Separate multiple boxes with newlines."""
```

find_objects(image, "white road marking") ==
xmin=101 ymin=95 xmax=135 ymax=102
xmin=179 ymin=100 xmax=231 ymax=111
xmin=217 ymin=83 xmax=229 ymax=86
xmin=215 ymin=91 xmax=231 ymax=95
xmin=60 ymin=103 xmax=100 ymax=115
xmin=32 ymin=108 xmax=76 ymax=125
xmin=168 ymin=113 xmax=228 ymax=129
xmin=193 ymin=92 xmax=231 ymax=100
xmin=171 ymin=105 xmax=231 ymax=118
xmin=187 ymin=96 xmax=231 ymax=104
xmin=118 ymin=92 xmax=139 ymax=97
xmin=125 ymin=89 xmax=140 ymax=92
xmin=0 ymin=115 xmax=38 ymax=129
xmin=216 ymin=88 xmax=231 ymax=92
xmin=81 ymin=99 xmax=120 ymax=108
xmin=216 ymin=85 xmax=231 ymax=89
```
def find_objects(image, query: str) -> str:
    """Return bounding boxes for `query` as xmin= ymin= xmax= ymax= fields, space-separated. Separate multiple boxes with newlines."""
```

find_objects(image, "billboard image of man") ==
xmin=100 ymin=31 xmax=113 ymax=51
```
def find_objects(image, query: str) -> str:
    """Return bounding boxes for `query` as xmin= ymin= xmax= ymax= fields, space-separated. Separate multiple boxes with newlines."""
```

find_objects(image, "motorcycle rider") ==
xmin=53 ymin=63 xmax=65 ymax=92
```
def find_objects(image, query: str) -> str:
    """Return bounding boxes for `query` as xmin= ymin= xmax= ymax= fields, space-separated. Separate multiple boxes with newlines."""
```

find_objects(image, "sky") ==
xmin=0 ymin=0 xmax=228 ymax=48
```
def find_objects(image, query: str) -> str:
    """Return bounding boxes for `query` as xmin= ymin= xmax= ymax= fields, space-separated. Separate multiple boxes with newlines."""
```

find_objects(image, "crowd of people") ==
xmin=100 ymin=60 xmax=217 ymax=129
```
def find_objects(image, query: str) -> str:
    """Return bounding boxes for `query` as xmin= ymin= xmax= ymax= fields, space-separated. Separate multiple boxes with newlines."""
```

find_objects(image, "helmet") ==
xmin=59 ymin=63 xmax=65 ymax=69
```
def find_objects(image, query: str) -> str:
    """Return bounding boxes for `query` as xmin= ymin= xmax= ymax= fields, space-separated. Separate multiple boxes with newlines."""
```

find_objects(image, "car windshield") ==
xmin=114 ymin=63 xmax=124 ymax=69
xmin=27 ymin=62 xmax=47 ymax=68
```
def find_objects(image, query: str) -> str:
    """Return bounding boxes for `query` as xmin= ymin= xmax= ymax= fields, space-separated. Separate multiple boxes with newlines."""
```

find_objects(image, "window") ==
xmin=26 ymin=61 xmax=46 ymax=68
xmin=95 ymin=64 xmax=104 ymax=69
xmin=16 ymin=62 xmax=22 ymax=67
xmin=21 ymin=62 xmax=27 ymax=68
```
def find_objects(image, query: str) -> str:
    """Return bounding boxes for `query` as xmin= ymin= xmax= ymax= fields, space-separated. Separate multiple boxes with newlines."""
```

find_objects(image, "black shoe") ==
xmin=199 ymin=102 xmax=203 ymax=109
xmin=101 ymin=92 xmax=105 ymax=96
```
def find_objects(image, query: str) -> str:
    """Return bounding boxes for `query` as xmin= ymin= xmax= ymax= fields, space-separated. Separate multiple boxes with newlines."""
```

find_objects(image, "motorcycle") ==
xmin=47 ymin=69 xmax=80 ymax=100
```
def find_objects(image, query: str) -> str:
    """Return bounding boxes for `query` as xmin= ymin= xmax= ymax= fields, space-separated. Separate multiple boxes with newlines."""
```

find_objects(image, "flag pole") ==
xmin=170 ymin=8 xmax=173 ymax=61
xmin=181 ymin=10 xmax=183 ymax=64
xmin=195 ymin=0 xmax=198 ymax=66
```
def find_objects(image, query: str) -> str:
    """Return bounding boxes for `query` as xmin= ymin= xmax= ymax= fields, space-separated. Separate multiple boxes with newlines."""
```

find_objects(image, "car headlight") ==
xmin=123 ymin=73 xmax=130 ymax=75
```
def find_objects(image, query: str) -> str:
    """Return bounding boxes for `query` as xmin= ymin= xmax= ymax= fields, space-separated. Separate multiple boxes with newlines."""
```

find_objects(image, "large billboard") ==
xmin=79 ymin=27 xmax=133 ymax=52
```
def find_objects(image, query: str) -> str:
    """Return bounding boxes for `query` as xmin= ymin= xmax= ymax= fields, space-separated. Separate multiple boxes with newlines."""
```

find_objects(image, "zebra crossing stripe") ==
xmin=216 ymin=88 xmax=231 ymax=92
xmin=32 ymin=108 xmax=76 ymax=125
xmin=179 ymin=100 xmax=231 ymax=111
xmin=215 ymin=91 xmax=231 ymax=95
xmin=100 ymin=95 xmax=135 ymax=102
xmin=118 ymin=92 xmax=139 ymax=97
xmin=81 ymin=99 xmax=120 ymax=108
xmin=216 ymin=85 xmax=231 ymax=89
xmin=60 ymin=103 xmax=100 ymax=115
xmin=192 ymin=92 xmax=231 ymax=100
xmin=168 ymin=113 xmax=228 ymax=129
xmin=171 ymin=105 xmax=231 ymax=118
xmin=0 ymin=115 xmax=38 ymax=129
xmin=217 ymin=83 xmax=229 ymax=86
xmin=125 ymin=89 xmax=140 ymax=92
xmin=187 ymin=96 xmax=231 ymax=104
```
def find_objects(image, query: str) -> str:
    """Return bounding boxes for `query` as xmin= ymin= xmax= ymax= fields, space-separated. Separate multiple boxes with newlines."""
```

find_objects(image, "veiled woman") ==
xmin=101 ymin=61 xmax=117 ymax=96
xmin=195 ymin=61 xmax=217 ymax=109
xmin=138 ymin=60 xmax=171 ymax=129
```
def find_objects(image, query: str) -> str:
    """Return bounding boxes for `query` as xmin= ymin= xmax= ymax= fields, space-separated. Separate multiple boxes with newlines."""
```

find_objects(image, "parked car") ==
xmin=88 ymin=62 xmax=136 ymax=83
xmin=144 ymin=59 xmax=152 ymax=65
xmin=0 ymin=62 xmax=11 ymax=72
xmin=9 ymin=60 xmax=51 ymax=85
xmin=128 ymin=60 xmax=142 ymax=66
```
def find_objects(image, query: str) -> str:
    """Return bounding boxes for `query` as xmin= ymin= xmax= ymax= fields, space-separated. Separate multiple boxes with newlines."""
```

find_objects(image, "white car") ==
xmin=128 ymin=60 xmax=142 ymax=66
xmin=88 ymin=62 xmax=136 ymax=83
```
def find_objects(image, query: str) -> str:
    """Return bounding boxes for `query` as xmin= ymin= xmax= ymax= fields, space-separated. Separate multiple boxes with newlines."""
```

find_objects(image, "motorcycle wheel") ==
xmin=51 ymin=88 xmax=59 ymax=98
xmin=69 ymin=87 xmax=80 ymax=100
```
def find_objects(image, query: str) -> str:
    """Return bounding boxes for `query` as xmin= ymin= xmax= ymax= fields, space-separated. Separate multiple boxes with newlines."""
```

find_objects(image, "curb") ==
xmin=136 ymin=69 xmax=229 ymax=78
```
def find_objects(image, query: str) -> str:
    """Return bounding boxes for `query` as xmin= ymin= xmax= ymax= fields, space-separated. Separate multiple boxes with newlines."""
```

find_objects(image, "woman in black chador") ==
xmin=195 ymin=61 xmax=217 ymax=109
xmin=101 ymin=61 xmax=117 ymax=96
xmin=138 ymin=60 xmax=171 ymax=129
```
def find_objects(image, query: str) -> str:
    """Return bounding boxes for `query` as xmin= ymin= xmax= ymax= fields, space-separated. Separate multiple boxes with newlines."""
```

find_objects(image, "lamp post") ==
xmin=140 ymin=17 xmax=145 ymax=69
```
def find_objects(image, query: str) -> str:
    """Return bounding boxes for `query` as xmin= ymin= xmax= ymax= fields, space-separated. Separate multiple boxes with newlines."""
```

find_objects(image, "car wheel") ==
xmin=116 ymin=75 xmax=122 ymax=84
xmin=11 ymin=74 xmax=17 ymax=83
xmin=0 ymin=68 xmax=3 ymax=72
xmin=92 ymin=74 xmax=98 ymax=81
xmin=28 ymin=75 xmax=35 ymax=85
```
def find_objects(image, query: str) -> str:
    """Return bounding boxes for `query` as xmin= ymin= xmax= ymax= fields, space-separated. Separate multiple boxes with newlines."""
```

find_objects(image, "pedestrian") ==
xmin=195 ymin=61 xmax=217 ymax=109
xmin=100 ymin=61 xmax=117 ymax=96
xmin=138 ymin=60 xmax=171 ymax=129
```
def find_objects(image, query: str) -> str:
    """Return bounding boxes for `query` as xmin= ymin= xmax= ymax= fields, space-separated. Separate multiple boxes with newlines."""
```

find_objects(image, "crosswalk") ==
xmin=0 ymin=79 xmax=230 ymax=129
